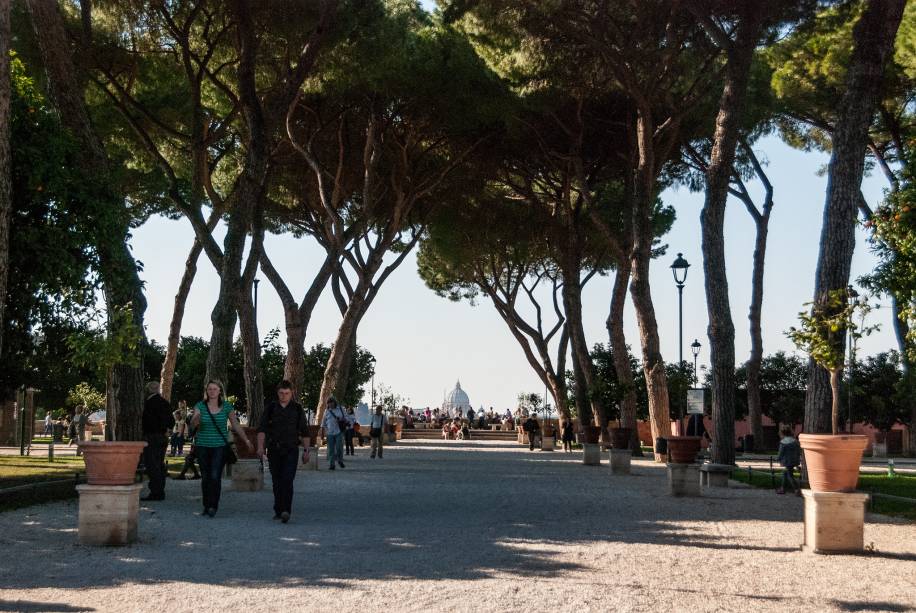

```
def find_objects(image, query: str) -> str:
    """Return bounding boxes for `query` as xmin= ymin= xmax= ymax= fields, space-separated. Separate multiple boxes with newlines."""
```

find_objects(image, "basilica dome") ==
xmin=443 ymin=380 xmax=471 ymax=413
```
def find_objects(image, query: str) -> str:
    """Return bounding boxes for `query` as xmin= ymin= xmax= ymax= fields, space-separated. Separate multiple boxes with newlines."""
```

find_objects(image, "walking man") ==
xmin=369 ymin=405 xmax=387 ymax=459
xmin=321 ymin=397 xmax=347 ymax=470
xmin=257 ymin=380 xmax=308 ymax=523
xmin=523 ymin=414 xmax=540 ymax=451
xmin=142 ymin=382 xmax=175 ymax=501
xmin=73 ymin=406 xmax=89 ymax=454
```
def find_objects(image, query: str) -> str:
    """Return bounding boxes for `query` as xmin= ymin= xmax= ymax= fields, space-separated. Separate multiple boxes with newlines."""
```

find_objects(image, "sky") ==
xmin=130 ymin=133 xmax=897 ymax=410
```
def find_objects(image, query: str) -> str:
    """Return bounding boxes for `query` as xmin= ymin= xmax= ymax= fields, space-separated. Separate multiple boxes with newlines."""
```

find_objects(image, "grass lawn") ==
xmin=0 ymin=455 xmax=187 ymax=512
xmin=730 ymin=467 xmax=916 ymax=521
xmin=0 ymin=456 xmax=86 ymax=489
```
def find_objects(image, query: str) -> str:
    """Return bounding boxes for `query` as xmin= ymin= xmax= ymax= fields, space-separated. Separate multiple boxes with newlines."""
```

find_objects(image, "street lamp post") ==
xmin=671 ymin=253 xmax=690 ymax=432
xmin=846 ymin=286 xmax=857 ymax=434
xmin=691 ymin=339 xmax=702 ymax=383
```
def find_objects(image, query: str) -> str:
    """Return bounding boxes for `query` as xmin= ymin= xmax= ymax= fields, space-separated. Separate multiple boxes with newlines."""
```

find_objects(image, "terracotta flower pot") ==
xmin=798 ymin=434 xmax=868 ymax=493
xmin=665 ymin=436 xmax=701 ymax=464
xmin=581 ymin=425 xmax=601 ymax=445
xmin=611 ymin=427 xmax=632 ymax=450
xmin=235 ymin=426 xmax=259 ymax=460
xmin=78 ymin=441 xmax=147 ymax=485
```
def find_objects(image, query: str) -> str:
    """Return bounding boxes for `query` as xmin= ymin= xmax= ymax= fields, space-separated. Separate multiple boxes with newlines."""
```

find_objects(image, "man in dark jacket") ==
xmin=142 ymin=381 xmax=175 ymax=501
xmin=257 ymin=380 xmax=309 ymax=523
xmin=523 ymin=415 xmax=540 ymax=451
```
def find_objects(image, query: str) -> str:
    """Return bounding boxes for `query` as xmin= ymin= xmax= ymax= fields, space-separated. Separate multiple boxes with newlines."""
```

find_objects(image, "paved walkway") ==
xmin=0 ymin=441 xmax=914 ymax=612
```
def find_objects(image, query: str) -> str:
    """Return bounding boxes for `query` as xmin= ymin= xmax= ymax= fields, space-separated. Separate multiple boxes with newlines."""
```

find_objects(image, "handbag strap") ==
xmin=205 ymin=404 xmax=232 ymax=447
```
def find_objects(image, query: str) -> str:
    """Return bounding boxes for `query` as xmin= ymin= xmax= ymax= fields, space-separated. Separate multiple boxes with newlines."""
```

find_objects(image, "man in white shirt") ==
xmin=321 ymin=397 xmax=347 ymax=470
xmin=369 ymin=405 xmax=387 ymax=459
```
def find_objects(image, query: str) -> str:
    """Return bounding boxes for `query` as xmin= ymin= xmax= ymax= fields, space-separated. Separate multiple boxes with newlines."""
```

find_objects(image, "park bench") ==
xmin=699 ymin=463 xmax=733 ymax=488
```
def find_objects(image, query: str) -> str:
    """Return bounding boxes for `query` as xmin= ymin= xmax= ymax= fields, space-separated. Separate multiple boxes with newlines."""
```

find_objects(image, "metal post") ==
xmin=678 ymin=283 xmax=684 ymax=367
xmin=677 ymin=282 xmax=685 ymax=433
xmin=19 ymin=406 xmax=26 ymax=456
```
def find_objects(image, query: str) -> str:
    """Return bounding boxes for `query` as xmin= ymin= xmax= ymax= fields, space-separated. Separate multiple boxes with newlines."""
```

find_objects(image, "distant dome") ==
xmin=443 ymin=380 xmax=471 ymax=413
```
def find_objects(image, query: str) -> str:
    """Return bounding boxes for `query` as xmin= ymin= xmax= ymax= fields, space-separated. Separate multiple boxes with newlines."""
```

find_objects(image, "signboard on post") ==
xmin=687 ymin=388 xmax=705 ymax=415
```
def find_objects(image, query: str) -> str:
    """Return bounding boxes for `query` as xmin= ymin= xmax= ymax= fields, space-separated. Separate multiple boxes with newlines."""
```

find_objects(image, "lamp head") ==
xmin=671 ymin=253 xmax=690 ymax=285
xmin=691 ymin=338 xmax=701 ymax=357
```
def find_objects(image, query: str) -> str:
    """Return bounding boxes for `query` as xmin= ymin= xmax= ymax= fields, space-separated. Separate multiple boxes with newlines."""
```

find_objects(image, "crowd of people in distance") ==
xmin=40 ymin=407 xmax=91 ymax=455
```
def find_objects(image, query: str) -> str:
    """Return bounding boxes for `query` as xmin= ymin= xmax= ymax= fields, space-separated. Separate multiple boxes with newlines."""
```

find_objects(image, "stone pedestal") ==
xmin=700 ymin=463 xmax=733 ymax=488
xmin=667 ymin=463 xmax=701 ymax=497
xmin=540 ymin=435 xmax=555 ymax=451
xmin=802 ymin=490 xmax=870 ymax=554
xmin=76 ymin=483 xmax=143 ymax=546
xmin=303 ymin=447 xmax=319 ymax=471
xmin=582 ymin=443 xmax=601 ymax=466
xmin=231 ymin=459 xmax=264 ymax=491
xmin=609 ymin=449 xmax=631 ymax=475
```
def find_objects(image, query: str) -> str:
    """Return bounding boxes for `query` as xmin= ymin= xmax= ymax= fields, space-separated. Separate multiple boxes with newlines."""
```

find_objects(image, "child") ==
xmin=776 ymin=427 xmax=801 ymax=496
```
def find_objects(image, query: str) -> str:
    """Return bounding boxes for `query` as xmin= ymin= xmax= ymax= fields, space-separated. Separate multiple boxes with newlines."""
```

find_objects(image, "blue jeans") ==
xmin=781 ymin=466 xmax=799 ymax=492
xmin=197 ymin=445 xmax=226 ymax=511
xmin=327 ymin=433 xmax=343 ymax=467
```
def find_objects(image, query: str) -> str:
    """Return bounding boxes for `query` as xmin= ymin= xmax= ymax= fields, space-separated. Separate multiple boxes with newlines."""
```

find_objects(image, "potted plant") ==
xmin=787 ymin=289 xmax=876 ymax=492
xmin=580 ymin=424 xmax=601 ymax=444
xmin=665 ymin=435 xmax=701 ymax=463
xmin=610 ymin=424 xmax=632 ymax=450
xmin=79 ymin=440 xmax=147 ymax=485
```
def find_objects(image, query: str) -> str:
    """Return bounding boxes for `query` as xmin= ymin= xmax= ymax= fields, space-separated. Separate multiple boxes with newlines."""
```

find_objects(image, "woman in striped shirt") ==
xmin=190 ymin=380 xmax=252 ymax=517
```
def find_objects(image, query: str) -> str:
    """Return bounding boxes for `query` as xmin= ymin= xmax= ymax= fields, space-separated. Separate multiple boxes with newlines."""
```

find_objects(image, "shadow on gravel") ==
xmin=830 ymin=600 xmax=915 ymax=612
xmin=0 ymin=601 xmax=92 ymax=612
xmin=0 ymin=443 xmax=911 ymax=593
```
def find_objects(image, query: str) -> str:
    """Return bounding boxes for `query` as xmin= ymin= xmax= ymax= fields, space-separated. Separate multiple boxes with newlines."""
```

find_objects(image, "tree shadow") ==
xmin=0 ymin=442 xmax=911 ymax=597
xmin=0 ymin=601 xmax=92 ymax=612
xmin=830 ymin=600 xmax=915 ymax=612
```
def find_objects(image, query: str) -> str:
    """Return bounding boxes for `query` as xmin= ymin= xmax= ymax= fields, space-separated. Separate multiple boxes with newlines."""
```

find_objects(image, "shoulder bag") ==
xmin=370 ymin=415 xmax=383 ymax=438
xmin=206 ymin=405 xmax=238 ymax=465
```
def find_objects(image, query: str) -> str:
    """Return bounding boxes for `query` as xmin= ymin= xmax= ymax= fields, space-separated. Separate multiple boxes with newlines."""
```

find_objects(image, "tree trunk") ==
xmin=630 ymin=113 xmax=671 ymax=459
xmin=27 ymin=0 xmax=147 ymax=441
xmin=700 ymin=7 xmax=764 ymax=466
xmin=829 ymin=369 xmax=841 ymax=436
xmin=745 ymin=213 xmax=769 ymax=452
xmin=560 ymin=253 xmax=600 ymax=427
xmin=206 ymin=196 xmax=251 ymax=389
xmin=317 ymin=289 xmax=370 ymax=424
xmin=238 ymin=288 xmax=264 ymax=425
xmin=0 ymin=0 xmax=10 ymax=358
xmin=607 ymin=265 xmax=641 ymax=455
xmin=261 ymin=252 xmax=334 ymax=399
xmin=804 ymin=0 xmax=906 ymax=433
xmin=894 ymin=299 xmax=916 ymax=456
xmin=160 ymin=233 xmax=207 ymax=401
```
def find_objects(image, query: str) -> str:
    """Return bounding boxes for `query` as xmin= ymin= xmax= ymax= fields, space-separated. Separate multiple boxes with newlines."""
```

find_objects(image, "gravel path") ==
xmin=0 ymin=440 xmax=914 ymax=613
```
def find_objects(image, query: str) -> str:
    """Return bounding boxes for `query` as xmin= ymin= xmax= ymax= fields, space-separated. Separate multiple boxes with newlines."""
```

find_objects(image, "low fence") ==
xmin=0 ymin=473 xmax=85 ymax=510
xmin=736 ymin=461 xmax=916 ymax=513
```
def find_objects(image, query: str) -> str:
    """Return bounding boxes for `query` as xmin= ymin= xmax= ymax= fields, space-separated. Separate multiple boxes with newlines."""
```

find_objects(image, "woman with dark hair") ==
xmin=190 ymin=380 xmax=252 ymax=517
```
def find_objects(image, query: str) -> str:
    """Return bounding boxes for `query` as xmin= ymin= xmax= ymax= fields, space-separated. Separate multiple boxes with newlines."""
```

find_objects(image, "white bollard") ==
xmin=667 ymin=463 xmax=701 ymax=497
xmin=77 ymin=483 xmax=143 ymax=546
xmin=801 ymin=490 xmax=870 ymax=554
xmin=609 ymin=449 xmax=631 ymax=475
